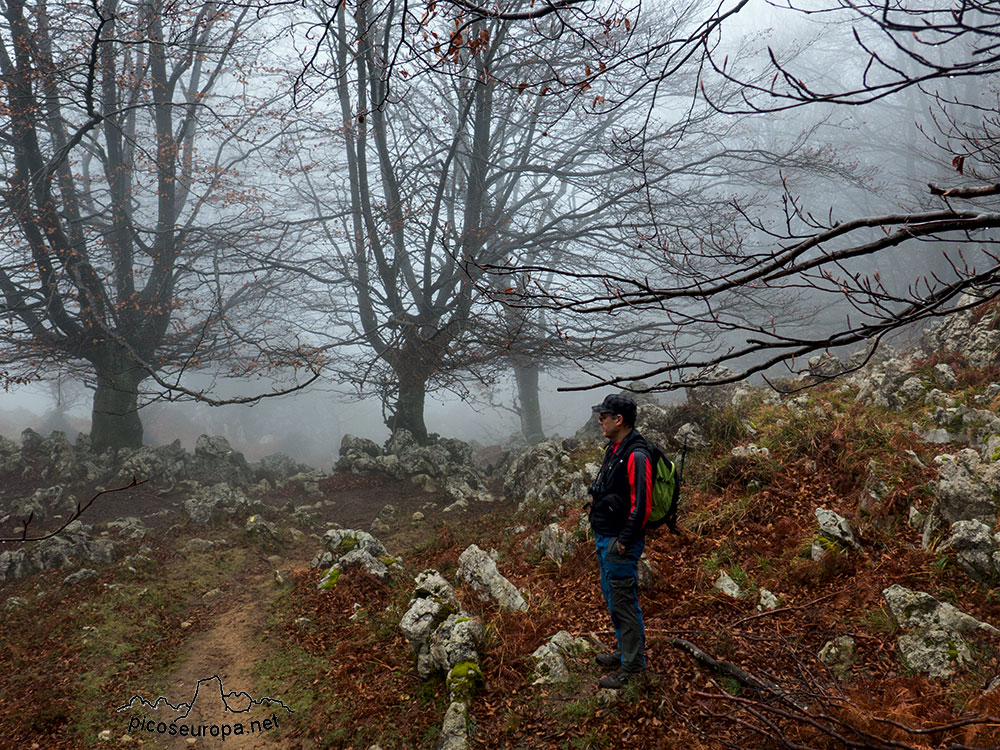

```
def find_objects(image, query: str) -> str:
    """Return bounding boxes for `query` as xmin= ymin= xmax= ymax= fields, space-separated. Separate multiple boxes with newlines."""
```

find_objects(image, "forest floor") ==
xmin=3 ymin=357 xmax=1000 ymax=748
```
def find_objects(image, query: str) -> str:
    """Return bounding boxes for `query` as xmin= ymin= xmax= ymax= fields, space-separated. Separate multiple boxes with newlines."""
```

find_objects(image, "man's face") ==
xmin=598 ymin=411 xmax=626 ymax=440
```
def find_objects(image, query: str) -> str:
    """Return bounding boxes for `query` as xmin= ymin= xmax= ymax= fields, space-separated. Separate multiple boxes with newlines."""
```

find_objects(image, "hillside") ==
xmin=1 ymin=305 xmax=1000 ymax=749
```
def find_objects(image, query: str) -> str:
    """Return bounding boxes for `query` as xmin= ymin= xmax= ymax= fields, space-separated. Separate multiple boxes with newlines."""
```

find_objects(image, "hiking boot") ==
xmin=594 ymin=651 xmax=621 ymax=670
xmin=598 ymin=667 xmax=644 ymax=690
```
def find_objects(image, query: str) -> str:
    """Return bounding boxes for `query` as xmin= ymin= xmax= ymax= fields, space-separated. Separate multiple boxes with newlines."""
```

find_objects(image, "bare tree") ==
xmin=0 ymin=0 xmax=320 ymax=450
xmin=285 ymin=0 xmax=716 ymax=440
xmin=485 ymin=0 xmax=1000 ymax=393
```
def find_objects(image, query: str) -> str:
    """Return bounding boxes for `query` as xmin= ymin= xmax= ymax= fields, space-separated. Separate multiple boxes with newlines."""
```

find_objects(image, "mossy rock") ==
xmin=446 ymin=661 xmax=484 ymax=702
xmin=318 ymin=566 xmax=341 ymax=589
xmin=338 ymin=534 xmax=359 ymax=552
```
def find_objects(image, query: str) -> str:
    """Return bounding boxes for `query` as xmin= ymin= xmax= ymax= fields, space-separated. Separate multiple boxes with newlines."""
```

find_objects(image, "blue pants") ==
xmin=595 ymin=532 xmax=645 ymax=672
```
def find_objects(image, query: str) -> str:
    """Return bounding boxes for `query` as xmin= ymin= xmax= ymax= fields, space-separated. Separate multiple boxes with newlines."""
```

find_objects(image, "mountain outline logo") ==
xmin=117 ymin=674 xmax=294 ymax=718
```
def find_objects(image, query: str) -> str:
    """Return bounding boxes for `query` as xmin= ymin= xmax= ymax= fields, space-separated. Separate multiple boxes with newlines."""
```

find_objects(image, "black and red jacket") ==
xmin=587 ymin=429 xmax=653 ymax=549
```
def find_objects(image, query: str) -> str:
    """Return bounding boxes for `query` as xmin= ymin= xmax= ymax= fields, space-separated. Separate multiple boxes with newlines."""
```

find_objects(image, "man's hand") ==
xmin=616 ymin=540 xmax=626 ymax=555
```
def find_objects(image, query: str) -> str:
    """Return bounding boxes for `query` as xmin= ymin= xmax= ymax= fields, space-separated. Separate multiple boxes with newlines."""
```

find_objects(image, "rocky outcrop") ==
xmin=0 ymin=429 xmax=311 ymax=497
xmin=400 ymin=570 xmax=463 ymax=678
xmin=106 ymin=516 xmax=148 ymax=540
xmin=675 ymin=422 xmax=708 ymax=448
xmin=371 ymin=503 xmax=397 ymax=535
xmin=398 ymin=570 xmax=483 ymax=750
xmin=531 ymin=631 xmax=593 ymax=685
xmin=932 ymin=450 xmax=1000 ymax=525
xmin=943 ymin=519 xmax=1000 ymax=582
xmin=8 ymin=485 xmax=70 ymax=525
xmin=183 ymin=483 xmax=261 ymax=525
xmin=0 ymin=521 xmax=115 ymax=582
xmin=337 ymin=430 xmax=492 ymax=506
xmin=923 ymin=291 xmax=1000 ymax=369
xmin=535 ymin=523 xmax=576 ymax=565
xmin=883 ymin=584 xmax=998 ymax=679
xmin=847 ymin=350 xmax=919 ymax=410
xmin=503 ymin=438 xmax=575 ymax=504
xmin=187 ymin=435 xmax=254 ymax=487
xmin=684 ymin=364 xmax=741 ymax=411
xmin=815 ymin=507 xmax=860 ymax=549
xmin=818 ymin=636 xmax=855 ymax=679
xmin=312 ymin=528 xmax=402 ymax=585
xmin=115 ymin=440 xmax=189 ymax=485
xmin=457 ymin=545 xmax=527 ymax=611
xmin=255 ymin=452 xmax=312 ymax=485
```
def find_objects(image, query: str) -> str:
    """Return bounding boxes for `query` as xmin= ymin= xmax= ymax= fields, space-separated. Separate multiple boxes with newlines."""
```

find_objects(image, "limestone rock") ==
xmin=731 ymin=444 xmax=769 ymax=458
xmin=758 ymin=588 xmax=780 ymax=611
xmin=438 ymin=701 xmax=469 ymax=750
xmin=429 ymin=615 xmax=484 ymax=675
xmin=338 ymin=430 xmax=492 ymax=503
xmin=312 ymin=528 xmax=401 ymax=584
xmin=106 ymin=517 xmax=148 ymax=540
xmin=14 ymin=485 xmax=69 ymax=525
xmin=924 ymin=389 xmax=955 ymax=407
xmin=897 ymin=377 xmax=926 ymax=404
xmin=63 ymin=567 xmax=99 ymax=586
xmin=188 ymin=435 xmax=253 ymax=487
xmin=945 ymin=519 xmax=1000 ymax=582
xmin=675 ymin=422 xmax=708 ymax=448
xmin=934 ymin=364 xmax=959 ymax=389
xmin=531 ymin=630 xmax=592 ymax=685
xmin=818 ymin=636 xmax=855 ymax=678
xmin=897 ymin=629 xmax=973 ymax=679
xmin=340 ymin=434 xmax=382 ymax=459
xmin=932 ymin=450 xmax=1000 ymax=524
xmin=922 ymin=428 xmax=957 ymax=444
xmin=923 ymin=291 xmax=1000 ymax=369
xmin=809 ymin=352 xmax=845 ymax=378
xmin=400 ymin=597 xmax=451 ymax=677
xmin=815 ymin=507 xmax=860 ymax=548
xmin=183 ymin=483 xmax=259 ymax=525
xmin=255 ymin=452 xmax=311 ymax=485
xmin=245 ymin=515 xmax=278 ymax=537
xmin=884 ymin=585 xmax=997 ymax=635
xmin=714 ymin=571 xmax=743 ymax=598
xmin=537 ymin=523 xmax=575 ymax=565
xmin=0 ymin=522 xmax=116 ymax=582
xmin=684 ymin=364 xmax=740 ymax=410
xmin=503 ymin=438 xmax=572 ymax=503
xmin=413 ymin=569 xmax=460 ymax=610
xmin=883 ymin=584 xmax=995 ymax=678
xmin=116 ymin=440 xmax=188 ymax=485
xmin=457 ymin=544 xmax=527 ymax=611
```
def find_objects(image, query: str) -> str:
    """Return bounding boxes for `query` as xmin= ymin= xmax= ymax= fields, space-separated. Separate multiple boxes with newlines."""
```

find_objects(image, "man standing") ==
xmin=587 ymin=393 xmax=652 ymax=690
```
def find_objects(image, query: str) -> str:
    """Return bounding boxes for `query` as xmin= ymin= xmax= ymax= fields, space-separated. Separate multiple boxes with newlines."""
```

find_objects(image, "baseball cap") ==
xmin=591 ymin=393 xmax=637 ymax=421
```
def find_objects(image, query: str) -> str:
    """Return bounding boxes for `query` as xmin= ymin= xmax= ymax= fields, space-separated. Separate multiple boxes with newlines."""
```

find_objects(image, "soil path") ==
xmin=141 ymin=553 xmax=313 ymax=750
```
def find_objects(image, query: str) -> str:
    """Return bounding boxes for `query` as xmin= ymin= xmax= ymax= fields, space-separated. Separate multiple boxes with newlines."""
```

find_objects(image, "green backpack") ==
xmin=646 ymin=441 xmax=686 ymax=534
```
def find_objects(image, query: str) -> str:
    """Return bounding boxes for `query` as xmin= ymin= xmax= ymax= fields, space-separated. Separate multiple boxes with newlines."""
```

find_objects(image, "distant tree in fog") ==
xmin=0 ymin=0 xmax=319 ymax=450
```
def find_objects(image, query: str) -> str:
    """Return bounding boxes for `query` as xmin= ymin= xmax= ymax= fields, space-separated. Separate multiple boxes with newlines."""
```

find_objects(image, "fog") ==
xmin=0 ymin=372 xmax=625 ymax=466
xmin=0 ymin=0 xmax=993 ymax=457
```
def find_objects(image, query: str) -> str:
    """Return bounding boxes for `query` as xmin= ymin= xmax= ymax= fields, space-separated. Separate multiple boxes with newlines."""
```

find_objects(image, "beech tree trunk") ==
xmin=90 ymin=344 xmax=145 ymax=452
xmin=389 ymin=373 xmax=428 ymax=444
xmin=514 ymin=363 xmax=544 ymax=445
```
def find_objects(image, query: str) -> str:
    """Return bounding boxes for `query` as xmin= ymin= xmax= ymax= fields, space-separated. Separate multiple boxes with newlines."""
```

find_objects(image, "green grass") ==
xmin=863 ymin=605 xmax=899 ymax=636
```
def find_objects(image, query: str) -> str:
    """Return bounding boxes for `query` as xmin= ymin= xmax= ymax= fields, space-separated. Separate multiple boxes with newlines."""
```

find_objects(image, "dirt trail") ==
xmin=136 ymin=554 xmax=312 ymax=750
